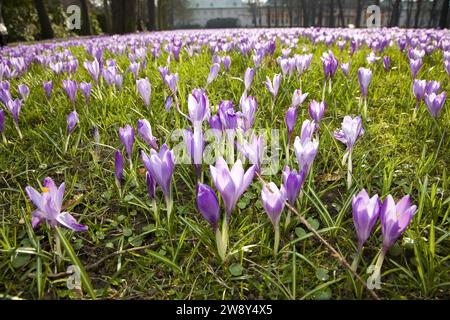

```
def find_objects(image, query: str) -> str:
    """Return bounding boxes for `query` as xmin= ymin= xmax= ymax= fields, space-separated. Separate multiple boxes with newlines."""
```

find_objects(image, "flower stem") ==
xmin=351 ymin=243 xmax=363 ymax=273
xmin=63 ymin=134 xmax=70 ymax=154
xmin=215 ymin=228 xmax=226 ymax=262
xmin=347 ymin=150 xmax=353 ymax=190
xmin=1 ymin=132 xmax=6 ymax=144
xmin=221 ymin=217 xmax=229 ymax=260
xmin=367 ymin=248 xmax=386 ymax=290
xmin=165 ymin=190 xmax=173 ymax=236
xmin=322 ymin=80 xmax=327 ymax=101
xmin=274 ymin=223 xmax=280 ymax=255
xmin=15 ymin=122 xmax=23 ymax=140
xmin=152 ymin=199 xmax=160 ymax=228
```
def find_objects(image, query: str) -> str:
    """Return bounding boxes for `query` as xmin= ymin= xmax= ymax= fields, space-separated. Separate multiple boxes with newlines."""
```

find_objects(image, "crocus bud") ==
xmin=308 ymin=100 xmax=326 ymax=124
xmin=141 ymin=144 xmax=174 ymax=198
xmin=222 ymin=56 xmax=231 ymax=70
xmin=424 ymin=92 xmax=446 ymax=118
xmin=137 ymin=119 xmax=158 ymax=149
xmin=196 ymin=183 xmax=220 ymax=230
xmin=409 ymin=58 xmax=422 ymax=79
xmin=188 ymin=88 xmax=210 ymax=123
xmin=383 ymin=56 xmax=390 ymax=71
xmin=43 ymin=81 xmax=53 ymax=99
xmin=115 ymin=149 xmax=123 ymax=185
xmin=119 ymin=124 xmax=135 ymax=160
xmin=80 ymin=81 xmax=92 ymax=106
xmin=358 ymin=67 xmax=372 ymax=97
xmin=146 ymin=171 xmax=156 ymax=200
xmin=300 ymin=119 xmax=315 ymax=143
xmin=266 ymin=74 xmax=281 ymax=99
xmin=18 ymin=84 xmax=29 ymax=101
xmin=136 ymin=78 xmax=151 ymax=108
xmin=340 ymin=62 xmax=350 ymax=77
xmin=285 ymin=106 xmax=297 ymax=139
xmin=62 ymin=79 xmax=78 ymax=108
xmin=244 ymin=67 xmax=254 ymax=92
xmin=282 ymin=166 xmax=305 ymax=206
xmin=261 ymin=182 xmax=286 ymax=227
xmin=207 ymin=63 xmax=220 ymax=85
xmin=380 ymin=194 xmax=417 ymax=251
xmin=352 ymin=189 xmax=380 ymax=248
xmin=67 ymin=110 xmax=79 ymax=134
xmin=413 ymin=79 xmax=427 ymax=103
xmin=0 ymin=109 xmax=5 ymax=134
xmin=294 ymin=136 xmax=319 ymax=174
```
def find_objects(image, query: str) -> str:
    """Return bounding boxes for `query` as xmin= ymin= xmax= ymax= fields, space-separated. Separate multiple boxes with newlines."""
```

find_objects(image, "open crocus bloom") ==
xmin=380 ymin=194 xmax=417 ymax=250
xmin=261 ymin=182 xmax=286 ymax=227
xmin=25 ymin=177 xmax=88 ymax=231
xmin=334 ymin=116 xmax=364 ymax=151
xmin=352 ymin=189 xmax=380 ymax=248
xmin=210 ymin=157 xmax=255 ymax=219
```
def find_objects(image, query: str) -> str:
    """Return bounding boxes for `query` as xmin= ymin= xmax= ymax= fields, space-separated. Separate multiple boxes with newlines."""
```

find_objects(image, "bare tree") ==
xmin=148 ymin=0 xmax=156 ymax=30
xmin=103 ymin=0 xmax=112 ymax=33
xmin=389 ymin=0 xmax=401 ymax=27
xmin=80 ymin=0 xmax=92 ymax=35
xmin=329 ymin=0 xmax=335 ymax=27
xmin=337 ymin=0 xmax=345 ymax=27
xmin=406 ymin=0 xmax=414 ymax=27
xmin=274 ymin=0 xmax=278 ymax=27
xmin=318 ymin=0 xmax=323 ymax=26
xmin=414 ymin=0 xmax=423 ymax=28
xmin=34 ymin=0 xmax=54 ymax=39
xmin=429 ymin=0 xmax=438 ymax=27
xmin=355 ymin=0 xmax=362 ymax=27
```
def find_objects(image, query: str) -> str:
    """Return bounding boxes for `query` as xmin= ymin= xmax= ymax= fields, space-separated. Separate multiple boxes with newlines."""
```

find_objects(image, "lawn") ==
xmin=0 ymin=28 xmax=449 ymax=300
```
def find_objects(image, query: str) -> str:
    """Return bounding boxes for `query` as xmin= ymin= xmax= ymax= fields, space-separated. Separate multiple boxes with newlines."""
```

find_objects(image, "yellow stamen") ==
xmin=42 ymin=187 xmax=49 ymax=193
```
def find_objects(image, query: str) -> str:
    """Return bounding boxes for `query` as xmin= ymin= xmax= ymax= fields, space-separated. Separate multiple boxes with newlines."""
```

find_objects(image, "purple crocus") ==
xmin=114 ymin=149 xmax=124 ymax=187
xmin=409 ymin=58 xmax=422 ymax=79
xmin=237 ymin=134 xmax=263 ymax=173
xmin=146 ymin=171 xmax=156 ymax=200
xmin=222 ymin=56 xmax=231 ymax=71
xmin=293 ymin=135 xmax=319 ymax=175
xmin=83 ymin=59 xmax=100 ymax=84
xmin=413 ymin=79 xmax=427 ymax=109
xmin=129 ymin=61 xmax=140 ymax=80
xmin=239 ymin=95 xmax=257 ymax=132
xmin=137 ymin=119 xmax=158 ymax=149
xmin=196 ymin=183 xmax=220 ymax=230
xmin=292 ymin=89 xmax=308 ymax=108
xmin=321 ymin=50 xmax=338 ymax=80
xmin=206 ymin=63 xmax=220 ymax=86
xmin=424 ymin=92 xmax=446 ymax=118
xmin=308 ymin=100 xmax=326 ymax=126
xmin=352 ymin=189 xmax=380 ymax=249
xmin=218 ymin=100 xmax=238 ymax=130
xmin=141 ymin=144 xmax=174 ymax=198
xmin=383 ymin=56 xmax=390 ymax=71
xmin=265 ymin=74 xmax=281 ymax=100
xmin=6 ymin=98 xmax=22 ymax=139
xmin=25 ymin=177 xmax=88 ymax=231
xmin=285 ymin=106 xmax=297 ymax=145
xmin=0 ymin=109 xmax=5 ymax=143
xmin=282 ymin=166 xmax=305 ymax=206
xmin=380 ymin=194 xmax=417 ymax=251
xmin=358 ymin=68 xmax=372 ymax=97
xmin=334 ymin=116 xmax=364 ymax=188
xmin=183 ymin=127 xmax=204 ymax=178
xmin=210 ymin=157 xmax=256 ymax=220
xmin=340 ymin=62 xmax=350 ymax=77
xmin=188 ymin=88 xmax=210 ymax=123
xmin=43 ymin=81 xmax=53 ymax=99
xmin=300 ymin=119 xmax=315 ymax=143
xmin=261 ymin=182 xmax=286 ymax=254
xmin=80 ymin=82 xmax=92 ymax=106
xmin=136 ymin=78 xmax=151 ymax=108
xmin=62 ymin=79 xmax=78 ymax=108
xmin=119 ymin=124 xmax=135 ymax=162
xmin=18 ymin=84 xmax=29 ymax=101
xmin=426 ymin=80 xmax=441 ymax=94
xmin=67 ymin=110 xmax=79 ymax=134
xmin=244 ymin=67 xmax=254 ymax=93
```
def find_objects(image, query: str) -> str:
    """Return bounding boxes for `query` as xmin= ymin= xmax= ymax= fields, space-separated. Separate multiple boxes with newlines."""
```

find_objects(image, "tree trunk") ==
xmin=80 ymin=0 xmax=92 ymax=35
xmin=34 ymin=0 xmax=54 ymax=39
xmin=274 ymin=0 xmax=278 ymax=27
xmin=318 ymin=0 xmax=323 ymax=26
xmin=389 ymin=0 xmax=401 ymax=27
xmin=111 ymin=0 xmax=124 ymax=34
xmin=406 ymin=0 xmax=413 ymax=27
xmin=309 ymin=0 xmax=316 ymax=26
xmin=288 ymin=0 xmax=293 ymax=27
xmin=439 ymin=0 xmax=449 ymax=28
xmin=355 ymin=0 xmax=362 ymax=27
xmin=302 ymin=0 xmax=308 ymax=26
xmin=123 ymin=0 xmax=137 ymax=33
xmin=267 ymin=4 xmax=271 ymax=27
xmin=414 ymin=0 xmax=422 ymax=28
xmin=103 ymin=0 xmax=112 ymax=34
xmin=328 ymin=0 xmax=334 ymax=28
xmin=337 ymin=0 xmax=345 ymax=27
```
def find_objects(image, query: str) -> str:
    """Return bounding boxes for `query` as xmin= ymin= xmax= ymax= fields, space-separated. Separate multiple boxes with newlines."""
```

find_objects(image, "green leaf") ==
xmin=315 ymin=268 xmax=330 ymax=281
xmin=295 ymin=227 xmax=307 ymax=238
xmin=307 ymin=217 xmax=320 ymax=231
xmin=55 ymin=227 xmax=96 ymax=299
xmin=229 ymin=263 xmax=244 ymax=276
xmin=147 ymin=249 xmax=181 ymax=273
xmin=122 ymin=227 xmax=133 ymax=237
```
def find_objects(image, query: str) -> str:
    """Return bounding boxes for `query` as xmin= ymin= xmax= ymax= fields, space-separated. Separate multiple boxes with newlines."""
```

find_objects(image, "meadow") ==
xmin=0 ymin=28 xmax=449 ymax=300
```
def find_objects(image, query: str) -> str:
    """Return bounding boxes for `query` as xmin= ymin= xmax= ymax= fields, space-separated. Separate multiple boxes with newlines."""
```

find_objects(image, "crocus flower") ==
xmin=380 ymin=194 xmax=417 ymax=251
xmin=67 ymin=110 xmax=79 ymax=134
xmin=321 ymin=51 xmax=338 ymax=80
xmin=292 ymin=89 xmax=308 ymax=109
xmin=424 ymin=92 xmax=446 ymax=118
xmin=352 ymin=189 xmax=380 ymax=249
xmin=244 ymin=67 xmax=254 ymax=92
xmin=239 ymin=95 xmax=257 ymax=132
xmin=294 ymin=135 xmax=319 ymax=175
xmin=141 ymin=144 xmax=174 ymax=198
xmin=62 ymin=79 xmax=78 ymax=108
xmin=43 ymin=81 xmax=53 ymax=99
xmin=183 ymin=127 xmax=204 ymax=178
xmin=210 ymin=157 xmax=256 ymax=220
xmin=426 ymin=80 xmax=441 ymax=94
xmin=129 ymin=61 xmax=140 ymax=80
xmin=265 ymin=74 xmax=281 ymax=100
xmin=383 ymin=56 xmax=390 ymax=71
xmin=218 ymin=100 xmax=237 ymax=130
xmin=237 ymin=134 xmax=263 ymax=173
xmin=340 ymin=62 xmax=350 ymax=77
xmin=80 ymin=82 xmax=92 ymax=106
xmin=300 ymin=119 xmax=315 ymax=143
xmin=6 ymin=98 xmax=21 ymax=126
xmin=136 ymin=78 xmax=151 ymax=108
xmin=196 ymin=183 xmax=220 ymax=230
xmin=308 ymin=100 xmax=326 ymax=126
xmin=409 ymin=58 xmax=422 ymax=79
xmin=165 ymin=73 xmax=178 ymax=96
xmin=115 ymin=149 xmax=123 ymax=186
xmin=18 ymin=84 xmax=29 ymax=101
xmin=137 ymin=119 xmax=158 ymax=149
xmin=207 ymin=63 xmax=220 ymax=86
xmin=0 ymin=109 xmax=5 ymax=143
xmin=261 ymin=182 xmax=286 ymax=254
xmin=83 ymin=59 xmax=100 ymax=84
xmin=358 ymin=67 xmax=372 ymax=97
xmin=188 ymin=88 xmax=210 ymax=123
xmin=119 ymin=124 xmax=135 ymax=161
xmin=146 ymin=171 xmax=156 ymax=200
xmin=222 ymin=56 xmax=231 ymax=71
xmin=334 ymin=116 xmax=364 ymax=188
xmin=413 ymin=79 xmax=427 ymax=108
xmin=282 ymin=166 xmax=305 ymax=206
xmin=25 ymin=177 xmax=88 ymax=231
xmin=209 ymin=114 xmax=222 ymax=140
xmin=285 ymin=106 xmax=297 ymax=145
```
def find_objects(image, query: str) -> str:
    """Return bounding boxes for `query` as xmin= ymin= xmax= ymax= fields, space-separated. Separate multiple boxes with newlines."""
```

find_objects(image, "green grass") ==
xmin=0 ymin=34 xmax=449 ymax=300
